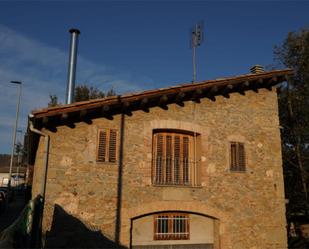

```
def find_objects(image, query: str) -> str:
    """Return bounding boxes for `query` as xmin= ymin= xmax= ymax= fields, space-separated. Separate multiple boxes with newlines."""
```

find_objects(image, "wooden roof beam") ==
xmin=122 ymin=102 xmax=132 ymax=116
xmin=257 ymin=78 xmax=264 ymax=84
xmin=159 ymin=95 xmax=168 ymax=110
xmin=237 ymin=80 xmax=250 ymax=95
xmin=101 ymin=105 xmax=113 ymax=120
xmin=101 ymin=105 xmax=110 ymax=114
xmin=61 ymin=113 xmax=76 ymax=128
xmin=222 ymin=84 xmax=233 ymax=98
xmin=42 ymin=116 xmax=49 ymax=126
xmin=205 ymin=86 xmax=217 ymax=101
xmin=175 ymin=91 xmax=185 ymax=102
xmin=140 ymin=97 xmax=149 ymax=112
xmin=140 ymin=97 xmax=150 ymax=112
xmin=193 ymin=89 xmax=203 ymax=103
xmin=61 ymin=113 xmax=69 ymax=121
xmin=79 ymin=109 xmax=87 ymax=119
xmin=174 ymin=92 xmax=185 ymax=107
xmin=263 ymin=78 xmax=273 ymax=91
xmin=210 ymin=86 xmax=218 ymax=93
xmin=79 ymin=109 xmax=93 ymax=124
xmin=272 ymin=76 xmax=278 ymax=83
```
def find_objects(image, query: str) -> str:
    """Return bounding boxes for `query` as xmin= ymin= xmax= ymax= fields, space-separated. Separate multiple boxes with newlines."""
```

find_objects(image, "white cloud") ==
xmin=0 ymin=24 xmax=147 ymax=153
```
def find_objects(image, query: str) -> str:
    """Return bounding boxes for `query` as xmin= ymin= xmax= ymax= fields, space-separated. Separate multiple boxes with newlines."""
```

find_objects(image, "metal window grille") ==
xmin=97 ymin=129 xmax=118 ymax=163
xmin=230 ymin=142 xmax=246 ymax=171
xmin=154 ymin=213 xmax=190 ymax=240
xmin=152 ymin=132 xmax=198 ymax=186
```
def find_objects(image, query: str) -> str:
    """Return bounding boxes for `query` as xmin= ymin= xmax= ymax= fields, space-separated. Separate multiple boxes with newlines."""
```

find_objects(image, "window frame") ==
xmin=153 ymin=212 xmax=190 ymax=240
xmin=96 ymin=128 xmax=118 ymax=164
xmin=152 ymin=129 xmax=200 ymax=186
xmin=229 ymin=141 xmax=246 ymax=172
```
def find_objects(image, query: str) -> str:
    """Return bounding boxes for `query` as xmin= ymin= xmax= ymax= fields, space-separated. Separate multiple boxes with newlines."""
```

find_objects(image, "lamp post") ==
xmin=8 ymin=81 xmax=22 ymax=190
xmin=16 ymin=130 xmax=23 ymax=188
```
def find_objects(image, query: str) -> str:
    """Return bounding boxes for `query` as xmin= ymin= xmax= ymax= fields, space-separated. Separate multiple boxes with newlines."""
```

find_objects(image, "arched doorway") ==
xmin=131 ymin=211 xmax=215 ymax=249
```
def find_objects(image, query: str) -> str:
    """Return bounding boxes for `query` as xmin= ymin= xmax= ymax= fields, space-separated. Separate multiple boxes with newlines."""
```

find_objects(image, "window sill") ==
xmin=95 ymin=161 xmax=118 ymax=165
xmin=152 ymin=184 xmax=203 ymax=189
xmin=229 ymin=170 xmax=247 ymax=173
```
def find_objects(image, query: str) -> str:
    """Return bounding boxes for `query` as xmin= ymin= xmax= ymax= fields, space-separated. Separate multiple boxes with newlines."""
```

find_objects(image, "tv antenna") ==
xmin=190 ymin=21 xmax=204 ymax=83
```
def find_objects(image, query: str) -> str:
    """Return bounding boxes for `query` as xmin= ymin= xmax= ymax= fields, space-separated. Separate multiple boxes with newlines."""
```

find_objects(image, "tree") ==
xmin=47 ymin=85 xmax=116 ymax=106
xmin=48 ymin=94 xmax=59 ymax=107
xmin=106 ymin=88 xmax=116 ymax=97
xmin=75 ymin=85 xmax=105 ymax=102
xmin=274 ymin=27 xmax=309 ymax=243
xmin=75 ymin=84 xmax=116 ymax=102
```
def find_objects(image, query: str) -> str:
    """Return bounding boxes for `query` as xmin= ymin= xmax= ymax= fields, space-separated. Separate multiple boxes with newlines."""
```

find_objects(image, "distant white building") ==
xmin=0 ymin=167 xmax=26 ymax=187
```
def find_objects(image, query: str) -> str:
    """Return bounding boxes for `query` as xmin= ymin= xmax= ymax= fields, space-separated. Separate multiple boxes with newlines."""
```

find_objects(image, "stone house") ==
xmin=28 ymin=68 xmax=292 ymax=249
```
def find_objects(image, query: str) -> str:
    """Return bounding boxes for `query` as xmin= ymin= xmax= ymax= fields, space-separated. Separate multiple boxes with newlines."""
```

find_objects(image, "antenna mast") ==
xmin=191 ymin=21 xmax=204 ymax=83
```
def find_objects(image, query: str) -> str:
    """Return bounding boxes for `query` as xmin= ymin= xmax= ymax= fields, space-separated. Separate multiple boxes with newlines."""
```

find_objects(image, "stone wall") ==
xmin=32 ymin=89 xmax=287 ymax=249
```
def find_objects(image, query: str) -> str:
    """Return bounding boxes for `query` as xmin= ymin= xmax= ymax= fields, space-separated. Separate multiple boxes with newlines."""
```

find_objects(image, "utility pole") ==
xmin=8 ymin=81 xmax=22 ymax=190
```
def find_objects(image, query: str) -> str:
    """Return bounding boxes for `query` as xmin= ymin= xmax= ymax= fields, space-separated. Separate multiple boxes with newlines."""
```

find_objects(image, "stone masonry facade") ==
xmin=32 ymin=88 xmax=287 ymax=249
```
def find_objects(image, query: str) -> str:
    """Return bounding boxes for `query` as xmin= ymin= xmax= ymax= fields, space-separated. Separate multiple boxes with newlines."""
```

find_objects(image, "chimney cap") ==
xmin=69 ymin=28 xmax=81 ymax=34
xmin=250 ymin=64 xmax=265 ymax=74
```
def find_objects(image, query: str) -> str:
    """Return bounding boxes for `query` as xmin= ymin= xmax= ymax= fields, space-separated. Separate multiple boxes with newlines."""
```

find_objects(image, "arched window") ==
xmin=152 ymin=129 xmax=200 ymax=186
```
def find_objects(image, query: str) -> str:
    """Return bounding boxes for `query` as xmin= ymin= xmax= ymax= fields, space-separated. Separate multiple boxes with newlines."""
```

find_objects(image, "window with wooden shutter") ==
xmin=152 ymin=130 xmax=200 ymax=186
xmin=230 ymin=142 xmax=246 ymax=171
xmin=97 ymin=129 xmax=118 ymax=163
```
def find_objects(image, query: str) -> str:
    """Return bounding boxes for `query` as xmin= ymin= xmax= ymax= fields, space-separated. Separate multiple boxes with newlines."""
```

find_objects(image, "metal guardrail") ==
xmin=0 ymin=195 xmax=43 ymax=248
xmin=152 ymin=158 xmax=195 ymax=186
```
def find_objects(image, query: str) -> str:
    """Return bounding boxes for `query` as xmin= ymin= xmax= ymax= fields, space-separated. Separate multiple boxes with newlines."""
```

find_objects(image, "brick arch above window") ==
xmin=143 ymin=119 xmax=208 ymax=151
xmin=226 ymin=134 xmax=247 ymax=143
xmin=147 ymin=120 xmax=204 ymax=135
xmin=126 ymin=201 xmax=228 ymax=223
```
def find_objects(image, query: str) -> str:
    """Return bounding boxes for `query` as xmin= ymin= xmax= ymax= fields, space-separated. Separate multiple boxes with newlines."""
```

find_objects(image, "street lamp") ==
xmin=16 ymin=130 xmax=23 ymax=188
xmin=8 ymin=81 xmax=22 ymax=190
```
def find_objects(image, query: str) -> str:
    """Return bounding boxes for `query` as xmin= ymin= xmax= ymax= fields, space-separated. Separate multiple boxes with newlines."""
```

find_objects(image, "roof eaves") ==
xmin=31 ymin=69 xmax=293 ymax=120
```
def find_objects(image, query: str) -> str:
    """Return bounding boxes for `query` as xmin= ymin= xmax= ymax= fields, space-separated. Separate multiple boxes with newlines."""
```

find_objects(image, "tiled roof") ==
xmin=30 ymin=69 xmax=293 ymax=126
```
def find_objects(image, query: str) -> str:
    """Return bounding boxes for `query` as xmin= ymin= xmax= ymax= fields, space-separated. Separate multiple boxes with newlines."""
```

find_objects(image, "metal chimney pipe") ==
xmin=66 ymin=28 xmax=80 ymax=104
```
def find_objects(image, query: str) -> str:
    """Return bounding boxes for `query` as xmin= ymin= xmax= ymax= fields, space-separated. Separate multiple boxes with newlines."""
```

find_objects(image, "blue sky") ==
xmin=0 ymin=1 xmax=308 ymax=154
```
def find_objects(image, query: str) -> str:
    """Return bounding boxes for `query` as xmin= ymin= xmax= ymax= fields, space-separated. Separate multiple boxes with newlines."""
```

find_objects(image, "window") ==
xmin=230 ymin=142 xmax=246 ymax=171
xmin=152 ymin=130 xmax=200 ymax=186
xmin=97 ymin=129 xmax=117 ymax=163
xmin=154 ymin=213 xmax=189 ymax=240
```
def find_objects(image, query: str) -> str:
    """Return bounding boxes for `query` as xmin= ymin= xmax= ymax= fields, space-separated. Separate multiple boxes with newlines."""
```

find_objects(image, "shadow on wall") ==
xmin=45 ymin=205 xmax=126 ymax=249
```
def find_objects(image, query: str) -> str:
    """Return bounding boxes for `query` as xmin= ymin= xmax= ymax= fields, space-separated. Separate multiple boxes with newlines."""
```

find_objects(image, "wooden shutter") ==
xmin=238 ymin=143 xmax=246 ymax=170
xmin=166 ymin=135 xmax=172 ymax=183
xmin=109 ymin=129 xmax=117 ymax=163
xmin=230 ymin=142 xmax=237 ymax=170
xmin=230 ymin=142 xmax=246 ymax=171
xmin=155 ymin=134 xmax=164 ymax=184
xmin=97 ymin=130 xmax=107 ymax=162
xmin=174 ymin=135 xmax=181 ymax=184
xmin=153 ymin=131 xmax=198 ymax=185
xmin=97 ymin=129 xmax=118 ymax=163
xmin=183 ymin=136 xmax=189 ymax=184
